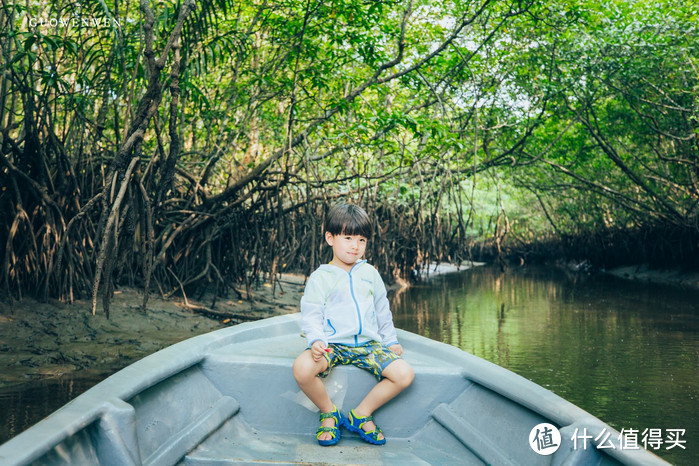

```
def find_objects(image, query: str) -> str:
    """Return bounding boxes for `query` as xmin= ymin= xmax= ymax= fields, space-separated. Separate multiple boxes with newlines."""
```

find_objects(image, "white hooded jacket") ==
xmin=300 ymin=260 xmax=399 ymax=348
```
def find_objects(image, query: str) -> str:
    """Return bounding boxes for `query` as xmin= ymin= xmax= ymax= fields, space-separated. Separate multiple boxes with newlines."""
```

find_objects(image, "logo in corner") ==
xmin=529 ymin=423 xmax=561 ymax=455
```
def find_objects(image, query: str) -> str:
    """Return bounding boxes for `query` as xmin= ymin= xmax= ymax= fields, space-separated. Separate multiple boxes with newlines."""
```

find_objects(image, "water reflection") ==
xmin=0 ymin=372 xmax=105 ymax=445
xmin=392 ymin=266 xmax=698 ymax=465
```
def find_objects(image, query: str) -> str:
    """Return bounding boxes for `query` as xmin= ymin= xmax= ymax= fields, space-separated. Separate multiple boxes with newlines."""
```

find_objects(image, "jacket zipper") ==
xmin=348 ymin=262 xmax=362 ymax=346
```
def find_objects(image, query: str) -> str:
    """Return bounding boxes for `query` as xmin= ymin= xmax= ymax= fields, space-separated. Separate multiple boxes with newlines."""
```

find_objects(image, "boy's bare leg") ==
xmin=353 ymin=359 xmax=414 ymax=439
xmin=293 ymin=350 xmax=336 ymax=441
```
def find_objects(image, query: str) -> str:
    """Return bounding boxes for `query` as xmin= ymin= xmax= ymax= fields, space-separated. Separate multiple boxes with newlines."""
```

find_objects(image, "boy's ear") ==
xmin=324 ymin=231 xmax=334 ymax=246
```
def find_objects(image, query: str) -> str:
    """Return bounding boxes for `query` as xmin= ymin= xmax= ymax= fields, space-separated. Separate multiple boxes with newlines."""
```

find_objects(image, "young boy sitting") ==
xmin=292 ymin=203 xmax=414 ymax=446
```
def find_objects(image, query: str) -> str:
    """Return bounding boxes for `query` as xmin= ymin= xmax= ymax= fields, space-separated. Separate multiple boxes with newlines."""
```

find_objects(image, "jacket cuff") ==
xmin=308 ymin=338 xmax=328 ymax=348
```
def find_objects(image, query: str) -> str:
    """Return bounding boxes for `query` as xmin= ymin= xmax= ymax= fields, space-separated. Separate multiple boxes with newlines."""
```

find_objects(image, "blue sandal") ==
xmin=345 ymin=409 xmax=386 ymax=445
xmin=316 ymin=406 xmax=344 ymax=446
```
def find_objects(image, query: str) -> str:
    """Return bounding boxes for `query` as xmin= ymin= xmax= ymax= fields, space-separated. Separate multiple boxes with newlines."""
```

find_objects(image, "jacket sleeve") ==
xmin=373 ymin=269 xmax=399 ymax=346
xmin=300 ymin=273 xmax=327 ymax=347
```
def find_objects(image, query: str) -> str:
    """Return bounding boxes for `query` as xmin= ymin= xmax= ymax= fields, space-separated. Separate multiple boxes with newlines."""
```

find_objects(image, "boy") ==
xmin=292 ymin=203 xmax=414 ymax=446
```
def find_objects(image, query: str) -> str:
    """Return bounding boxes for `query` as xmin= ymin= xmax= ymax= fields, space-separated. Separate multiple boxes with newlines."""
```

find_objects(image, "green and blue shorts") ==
xmin=318 ymin=340 xmax=400 ymax=380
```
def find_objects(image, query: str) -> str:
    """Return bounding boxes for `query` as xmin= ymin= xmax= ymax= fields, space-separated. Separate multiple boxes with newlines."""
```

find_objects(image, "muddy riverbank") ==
xmin=0 ymin=274 xmax=306 ymax=388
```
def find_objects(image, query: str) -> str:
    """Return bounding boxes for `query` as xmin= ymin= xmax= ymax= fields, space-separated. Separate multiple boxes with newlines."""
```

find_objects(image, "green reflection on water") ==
xmin=0 ymin=373 xmax=104 ymax=445
xmin=392 ymin=266 xmax=698 ymax=465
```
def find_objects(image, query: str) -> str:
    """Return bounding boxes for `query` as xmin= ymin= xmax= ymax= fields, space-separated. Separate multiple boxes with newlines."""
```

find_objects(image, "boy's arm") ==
xmin=373 ymin=270 xmax=399 ymax=347
xmin=300 ymin=275 xmax=327 ymax=347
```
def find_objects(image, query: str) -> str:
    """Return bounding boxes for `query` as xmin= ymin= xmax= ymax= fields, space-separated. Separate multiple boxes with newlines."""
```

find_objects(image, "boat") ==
xmin=0 ymin=313 xmax=668 ymax=465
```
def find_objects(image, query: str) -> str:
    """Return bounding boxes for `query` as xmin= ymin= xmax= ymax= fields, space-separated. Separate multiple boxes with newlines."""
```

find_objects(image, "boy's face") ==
xmin=325 ymin=231 xmax=367 ymax=270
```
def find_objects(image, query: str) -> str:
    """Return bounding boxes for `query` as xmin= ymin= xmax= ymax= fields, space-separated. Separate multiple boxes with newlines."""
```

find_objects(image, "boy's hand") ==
xmin=311 ymin=340 xmax=331 ymax=361
xmin=389 ymin=343 xmax=404 ymax=356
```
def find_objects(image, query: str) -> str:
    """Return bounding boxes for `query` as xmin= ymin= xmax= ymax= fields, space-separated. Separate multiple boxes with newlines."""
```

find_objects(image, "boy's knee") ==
xmin=292 ymin=352 xmax=324 ymax=382
xmin=292 ymin=357 xmax=310 ymax=381
xmin=385 ymin=360 xmax=414 ymax=389
xmin=399 ymin=363 xmax=415 ymax=388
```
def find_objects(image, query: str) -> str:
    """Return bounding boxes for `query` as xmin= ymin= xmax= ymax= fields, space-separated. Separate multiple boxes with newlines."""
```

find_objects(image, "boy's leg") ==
xmin=352 ymin=359 xmax=414 ymax=439
xmin=292 ymin=350 xmax=336 ymax=441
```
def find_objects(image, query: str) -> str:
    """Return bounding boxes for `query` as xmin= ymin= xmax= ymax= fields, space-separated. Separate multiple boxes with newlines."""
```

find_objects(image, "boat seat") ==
xmin=190 ymin=333 xmax=486 ymax=464
xmin=190 ymin=331 xmax=625 ymax=465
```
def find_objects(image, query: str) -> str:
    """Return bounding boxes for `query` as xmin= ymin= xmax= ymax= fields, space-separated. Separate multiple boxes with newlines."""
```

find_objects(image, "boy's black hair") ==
xmin=324 ymin=203 xmax=372 ymax=239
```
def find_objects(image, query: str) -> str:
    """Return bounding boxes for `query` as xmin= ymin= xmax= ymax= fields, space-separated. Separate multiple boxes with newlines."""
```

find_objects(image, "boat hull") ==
xmin=0 ymin=314 xmax=667 ymax=465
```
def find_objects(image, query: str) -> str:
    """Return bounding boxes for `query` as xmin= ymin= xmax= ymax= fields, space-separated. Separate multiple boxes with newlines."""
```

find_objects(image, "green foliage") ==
xmin=504 ymin=0 xmax=698 ymax=241
xmin=1 ymin=0 xmax=697 ymax=302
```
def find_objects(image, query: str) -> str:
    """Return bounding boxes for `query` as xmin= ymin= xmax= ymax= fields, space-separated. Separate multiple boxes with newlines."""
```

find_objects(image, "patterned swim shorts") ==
xmin=318 ymin=340 xmax=401 ymax=380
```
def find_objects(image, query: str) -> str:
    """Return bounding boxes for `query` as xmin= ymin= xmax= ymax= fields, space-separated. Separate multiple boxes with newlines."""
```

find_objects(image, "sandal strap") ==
xmin=350 ymin=410 xmax=382 ymax=434
xmin=316 ymin=426 xmax=339 ymax=438
xmin=347 ymin=409 xmax=385 ymax=444
xmin=350 ymin=409 xmax=373 ymax=426
xmin=319 ymin=406 xmax=341 ymax=423
xmin=363 ymin=427 xmax=383 ymax=441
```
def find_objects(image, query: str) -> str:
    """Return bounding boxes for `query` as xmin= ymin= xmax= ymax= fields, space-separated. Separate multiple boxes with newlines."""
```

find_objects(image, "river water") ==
xmin=1 ymin=266 xmax=696 ymax=464
xmin=392 ymin=265 xmax=698 ymax=465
